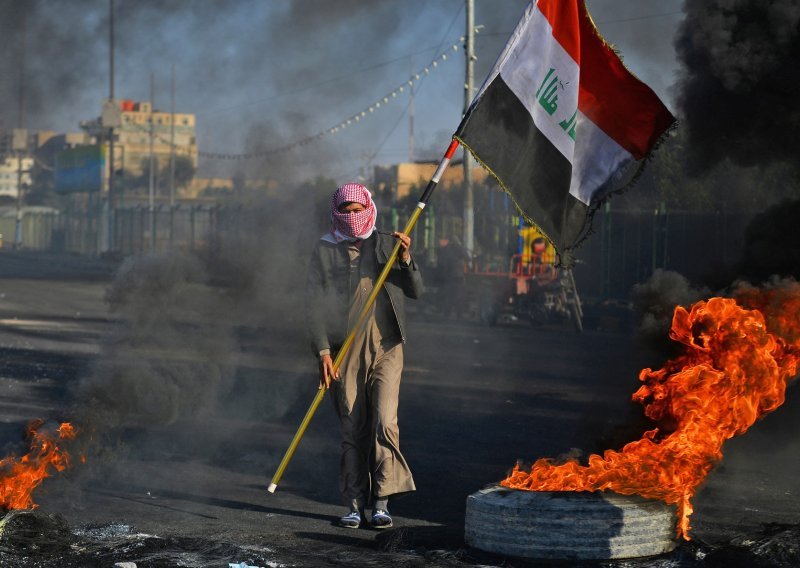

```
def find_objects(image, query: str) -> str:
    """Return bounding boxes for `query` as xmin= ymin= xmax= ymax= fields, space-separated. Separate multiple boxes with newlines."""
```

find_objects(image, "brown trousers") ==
xmin=332 ymin=337 xmax=415 ymax=509
xmin=330 ymin=248 xmax=416 ymax=509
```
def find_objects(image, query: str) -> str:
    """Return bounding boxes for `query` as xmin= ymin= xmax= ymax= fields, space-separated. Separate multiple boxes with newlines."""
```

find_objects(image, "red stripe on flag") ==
xmin=537 ymin=0 xmax=674 ymax=159
xmin=536 ymin=0 xmax=580 ymax=63
xmin=576 ymin=1 xmax=674 ymax=159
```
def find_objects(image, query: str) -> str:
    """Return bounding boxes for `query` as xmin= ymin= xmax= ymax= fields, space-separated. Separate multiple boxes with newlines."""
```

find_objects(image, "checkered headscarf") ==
xmin=329 ymin=183 xmax=377 ymax=242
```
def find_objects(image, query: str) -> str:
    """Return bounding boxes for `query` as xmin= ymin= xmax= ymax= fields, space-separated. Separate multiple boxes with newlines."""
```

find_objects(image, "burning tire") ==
xmin=465 ymin=486 xmax=677 ymax=560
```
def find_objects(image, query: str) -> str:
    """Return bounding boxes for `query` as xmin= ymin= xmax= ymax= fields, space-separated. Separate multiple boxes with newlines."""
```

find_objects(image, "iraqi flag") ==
xmin=454 ymin=0 xmax=675 ymax=263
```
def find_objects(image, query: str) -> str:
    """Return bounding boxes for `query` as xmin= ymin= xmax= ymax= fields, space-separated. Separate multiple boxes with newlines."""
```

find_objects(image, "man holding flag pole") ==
xmin=306 ymin=182 xmax=423 ymax=529
xmin=268 ymin=0 xmax=675 ymax=527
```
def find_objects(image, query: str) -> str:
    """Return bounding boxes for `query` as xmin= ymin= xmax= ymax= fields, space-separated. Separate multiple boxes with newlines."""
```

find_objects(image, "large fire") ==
xmin=0 ymin=420 xmax=77 ymax=510
xmin=503 ymin=282 xmax=800 ymax=540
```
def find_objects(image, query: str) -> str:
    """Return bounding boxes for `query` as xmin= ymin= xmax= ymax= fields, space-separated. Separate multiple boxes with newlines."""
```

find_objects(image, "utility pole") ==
xmin=14 ymin=139 xmax=25 ymax=249
xmin=149 ymin=72 xmax=156 ymax=250
xmin=408 ymin=58 xmax=415 ymax=163
xmin=463 ymin=0 xmax=475 ymax=257
xmin=17 ymin=8 xmax=26 ymax=130
xmin=169 ymin=64 xmax=176 ymax=249
xmin=169 ymin=64 xmax=176 ymax=208
xmin=14 ymin=6 xmax=27 ymax=249
xmin=107 ymin=0 xmax=116 ymax=252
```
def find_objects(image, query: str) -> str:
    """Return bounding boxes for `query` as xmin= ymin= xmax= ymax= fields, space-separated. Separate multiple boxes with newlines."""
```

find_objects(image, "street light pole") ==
xmin=14 ymin=148 xmax=24 ymax=249
xmin=463 ymin=0 xmax=475 ymax=257
xmin=107 ymin=0 xmax=116 ymax=252
xmin=14 ymin=7 xmax=27 ymax=249
xmin=149 ymin=72 xmax=156 ymax=250
xmin=169 ymin=64 xmax=176 ymax=208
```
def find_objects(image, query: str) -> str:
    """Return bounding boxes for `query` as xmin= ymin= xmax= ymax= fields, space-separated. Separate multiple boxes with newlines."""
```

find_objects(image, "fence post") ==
xmin=139 ymin=206 xmax=145 ymax=254
xmin=651 ymin=201 xmax=667 ymax=273
xmin=126 ymin=208 xmax=132 ymax=256
xmin=169 ymin=204 xmax=175 ymax=249
xmin=190 ymin=205 xmax=196 ymax=251
xmin=601 ymin=202 xmax=611 ymax=298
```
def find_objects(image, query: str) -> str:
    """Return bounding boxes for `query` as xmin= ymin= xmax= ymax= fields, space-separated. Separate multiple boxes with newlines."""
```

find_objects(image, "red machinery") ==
xmin=467 ymin=243 xmax=582 ymax=331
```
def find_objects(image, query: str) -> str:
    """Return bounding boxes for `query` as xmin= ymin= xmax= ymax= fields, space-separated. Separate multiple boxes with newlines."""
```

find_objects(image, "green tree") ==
xmin=170 ymin=155 xmax=195 ymax=189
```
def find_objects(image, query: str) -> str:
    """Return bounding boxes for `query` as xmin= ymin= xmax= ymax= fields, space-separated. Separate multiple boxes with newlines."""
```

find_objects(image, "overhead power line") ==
xmin=198 ymin=40 xmax=464 ymax=119
xmin=129 ymin=38 xmax=464 ymax=160
xmin=190 ymin=37 xmax=469 ymax=160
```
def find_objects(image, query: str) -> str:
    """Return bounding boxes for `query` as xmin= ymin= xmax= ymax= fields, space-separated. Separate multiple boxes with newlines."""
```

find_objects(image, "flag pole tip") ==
xmin=267 ymin=483 xmax=277 ymax=494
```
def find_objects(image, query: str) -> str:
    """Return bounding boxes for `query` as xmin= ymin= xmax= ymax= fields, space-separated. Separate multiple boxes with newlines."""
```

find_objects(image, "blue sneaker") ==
xmin=339 ymin=510 xmax=362 ymax=529
xmin=371 ymin=509 xmax=393 ymax=529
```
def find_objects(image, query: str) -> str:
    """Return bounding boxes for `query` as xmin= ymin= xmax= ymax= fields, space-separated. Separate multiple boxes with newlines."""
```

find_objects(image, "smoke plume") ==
xmin=75 ymin=251 xmax=236 ymax=430
xmin=632 ymin=269 xmax=710 ymax=357
xmin=72 ymin=179 xmax=331 ymax=444
xmin=674 ymin=0 xmax=800 ymax=173
xmin=0 ymin=0 xmax=536 ymax=181
xmin=736 ymin=198 xmax=800 ymax=283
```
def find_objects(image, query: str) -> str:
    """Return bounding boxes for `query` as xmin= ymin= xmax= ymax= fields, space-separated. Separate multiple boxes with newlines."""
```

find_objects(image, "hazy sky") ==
xmin=1 ymin=0 xmax=684 ymax=182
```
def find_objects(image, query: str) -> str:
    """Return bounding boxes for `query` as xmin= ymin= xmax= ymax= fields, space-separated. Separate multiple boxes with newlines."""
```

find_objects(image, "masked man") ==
xmin=305 ymin=182 xmax=423 ymax=529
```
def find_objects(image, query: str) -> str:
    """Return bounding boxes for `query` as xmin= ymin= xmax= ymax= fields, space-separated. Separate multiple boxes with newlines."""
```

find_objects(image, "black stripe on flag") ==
xmin=455 ymin=75 xmax=588 ymax=253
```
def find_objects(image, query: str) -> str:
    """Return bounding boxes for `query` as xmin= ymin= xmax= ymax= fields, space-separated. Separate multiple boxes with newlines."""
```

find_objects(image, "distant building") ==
xmin=0 ymin=128 xmax=92 ymax=198
xmin=35 ymin=131 xmax=91 ymax=168
xmin=81 ymin=99 xmax=198 ymax=178
xmin=0 ymin=155 xmax=33 ymax=198
xmin=373 ymin=160 xmax=488 ymax=201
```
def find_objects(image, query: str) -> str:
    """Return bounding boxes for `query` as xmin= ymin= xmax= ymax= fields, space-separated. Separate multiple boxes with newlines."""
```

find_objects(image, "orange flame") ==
xmin=502 ymin=283 xmax=800 ymax=540
xmin=0 ymin=420 xmax=78 ymax=510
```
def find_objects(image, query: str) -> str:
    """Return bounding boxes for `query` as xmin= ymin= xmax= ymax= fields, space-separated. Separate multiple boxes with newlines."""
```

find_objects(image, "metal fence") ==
xmin=389 ymin=204 xmax=752 ymax=299
xmin=4 ymin=203 xmax=753 ymax=300
xmin=574 ymin=205 xmax=752 ymax=299
xmin=3 ymin=204 xmax=220 ymax=256
xmin=113 ymin=205 xmax=219 ymax=256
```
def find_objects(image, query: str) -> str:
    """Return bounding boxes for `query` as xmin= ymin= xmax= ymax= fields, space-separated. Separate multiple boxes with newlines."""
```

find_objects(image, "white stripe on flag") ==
xmin=569 ymin=112 xmax=635 ymax=205
xmin=498 ymin=4 xmax=579 ymax=163
xmin=473 ymin=3 xmax=535 ymax=102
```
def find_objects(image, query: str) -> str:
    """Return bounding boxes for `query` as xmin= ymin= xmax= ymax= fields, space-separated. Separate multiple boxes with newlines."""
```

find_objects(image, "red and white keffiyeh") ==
xmin=327 ymin=182 xmax=377 ymax=243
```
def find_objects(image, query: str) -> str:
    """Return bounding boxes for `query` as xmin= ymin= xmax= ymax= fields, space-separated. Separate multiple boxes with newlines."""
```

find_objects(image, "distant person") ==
xmin=305 ymin=182 xmax=423 ymax=530
xmin=437 ymin=236 xmax=469 ymax=319
xmin=530 ymin=237 xmax=557 ymax=283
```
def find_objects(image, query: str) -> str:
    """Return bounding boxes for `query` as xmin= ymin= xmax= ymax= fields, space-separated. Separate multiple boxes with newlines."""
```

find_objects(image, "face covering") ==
xmin=329 ymin=182 xmax=377 ymax=242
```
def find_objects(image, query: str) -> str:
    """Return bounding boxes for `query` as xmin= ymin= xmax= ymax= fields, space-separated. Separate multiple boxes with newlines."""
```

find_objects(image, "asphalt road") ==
xmin=0 ymin=250 xmax=798 ymax=567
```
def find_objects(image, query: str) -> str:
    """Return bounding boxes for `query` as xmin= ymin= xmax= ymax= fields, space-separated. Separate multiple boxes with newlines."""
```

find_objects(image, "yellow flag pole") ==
xmin=268 ymin=139 xmax=460 ymax=493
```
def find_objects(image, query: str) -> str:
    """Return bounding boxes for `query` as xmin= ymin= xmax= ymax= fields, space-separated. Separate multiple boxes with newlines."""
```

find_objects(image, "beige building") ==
xmin=82 ymin=99 xmax=197 ymax=178
xmin=0 ymin=156 xmax=33 ymax=198
xmin=373 ymin=160 xmax=489 ymax=201
xmin=117 ymin=100 xmax=197 ymax=175
xmin=34 ymin=131 xmax=89 ymax=150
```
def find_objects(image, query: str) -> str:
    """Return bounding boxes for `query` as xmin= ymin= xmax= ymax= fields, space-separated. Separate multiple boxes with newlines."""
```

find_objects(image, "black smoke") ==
xmin=674 ymin=0 xmax=800 ymax=173
xmin=631 ymin=269 xmax=710 ymax=357
xmin=70 ymin=179 xmax=333 ymax=472
xmin=736 ymin=198 xmax=800 ymax=283
xmin=0 ymin=0 xmax=536 ymax=181
xmin=74 ymin=250 xmax=237 ymax=430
